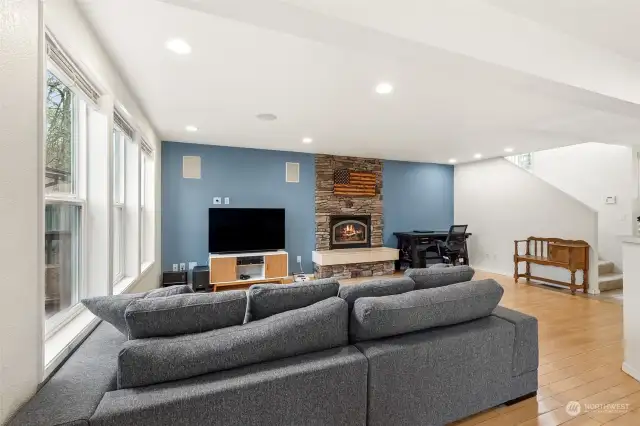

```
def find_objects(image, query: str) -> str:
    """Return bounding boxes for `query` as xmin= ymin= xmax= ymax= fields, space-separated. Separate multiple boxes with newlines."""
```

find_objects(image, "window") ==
xmin=112 ymin=126 xmax=126 ymax=283
xmin=44 ymin=68 xmax=86 ymax=328
xmin=43 ymin=31 xmax=158 ymax=376
xmin=45 ymin=71 xmax=76 ymax=194
xmin=45 ymin=204 xmax=81 ymax=319
xmin=141 ymin=154 xmax=147 ymax=264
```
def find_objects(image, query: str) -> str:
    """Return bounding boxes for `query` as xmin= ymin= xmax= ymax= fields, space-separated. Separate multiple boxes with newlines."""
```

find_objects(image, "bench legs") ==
xmin=514 ymin=260 xmax=532 ymax=284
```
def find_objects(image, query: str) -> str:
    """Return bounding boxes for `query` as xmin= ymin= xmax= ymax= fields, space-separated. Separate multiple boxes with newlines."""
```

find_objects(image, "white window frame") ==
xmin=112 ymin=127 xmax=126 ymax=284
xmin=44 ymin=62 xmax=90 ymax=338
xmin=141 ymin=153 xmax=147 ymax=265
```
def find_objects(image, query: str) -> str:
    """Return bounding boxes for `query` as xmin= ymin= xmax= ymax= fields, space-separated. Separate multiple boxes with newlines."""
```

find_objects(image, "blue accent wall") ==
xmin=382 ymin=161 xmax=454 ymax=247
xmin=162 ymin=142 xmax=454 ymax=274
xmin=162 ymin=142 xmax=316 ymax=273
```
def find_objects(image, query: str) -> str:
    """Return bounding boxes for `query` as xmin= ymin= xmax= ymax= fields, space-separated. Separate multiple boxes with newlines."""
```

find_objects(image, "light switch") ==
xmin=224 ymin=197 xmax=230 ymax=205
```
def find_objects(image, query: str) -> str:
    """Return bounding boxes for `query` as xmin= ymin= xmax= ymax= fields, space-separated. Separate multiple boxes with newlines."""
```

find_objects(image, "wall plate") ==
xmin=213 ymin=197 xmax=222 ymax=205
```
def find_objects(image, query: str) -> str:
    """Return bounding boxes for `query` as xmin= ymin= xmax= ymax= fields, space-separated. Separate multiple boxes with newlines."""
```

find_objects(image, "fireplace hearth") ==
xmin=329 ymin=215 xmax=371 ymax=249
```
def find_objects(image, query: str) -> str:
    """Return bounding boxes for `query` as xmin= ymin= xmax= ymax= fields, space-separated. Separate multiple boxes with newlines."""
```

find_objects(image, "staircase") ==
xmin=598 ymin=260 xmax=623 ymax=291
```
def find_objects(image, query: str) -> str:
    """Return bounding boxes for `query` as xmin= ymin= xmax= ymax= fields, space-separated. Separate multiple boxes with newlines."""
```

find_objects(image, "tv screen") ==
xmin=209 ymin=208 xmax=285 ymax=253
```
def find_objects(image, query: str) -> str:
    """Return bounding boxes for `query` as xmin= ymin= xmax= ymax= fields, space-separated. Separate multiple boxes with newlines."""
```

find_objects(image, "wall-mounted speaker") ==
xmin=286 ymin=162 xmax=300 ymax=183
xmin=183 ymin=156 xmax=201 ymax=179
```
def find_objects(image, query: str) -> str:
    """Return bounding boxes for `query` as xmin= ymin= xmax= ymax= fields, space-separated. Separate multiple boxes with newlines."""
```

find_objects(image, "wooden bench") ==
xmin=514 ymin=237 xmax=589 ymax=294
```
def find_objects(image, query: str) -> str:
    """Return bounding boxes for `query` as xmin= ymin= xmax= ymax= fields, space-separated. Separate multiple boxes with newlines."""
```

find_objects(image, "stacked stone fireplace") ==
xmin=314 ymin=155 xmax=395 ymax=279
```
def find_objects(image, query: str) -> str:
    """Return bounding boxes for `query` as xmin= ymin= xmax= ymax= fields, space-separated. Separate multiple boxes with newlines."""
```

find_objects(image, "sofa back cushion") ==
xmin=246 ymin=278 xmax=339 ymax=321
xmin=82 ymin=285 xmax=193 ymax=335
xmin=350 ymin=279 xmax=504 ymax=342
xmin=124 ymin=291 xmax=247 ymax=339
xmin=117 ymin=297 xmax=349 ymax=388
xmin=338 ymin=277 xmax=415 ymax=311
xmin=404 ymin=265 xmax=475 ymax=289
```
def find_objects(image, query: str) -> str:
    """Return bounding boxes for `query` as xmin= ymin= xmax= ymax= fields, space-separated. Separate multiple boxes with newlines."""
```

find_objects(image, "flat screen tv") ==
xmin=209 ymin=208 xmax=285 ymax=253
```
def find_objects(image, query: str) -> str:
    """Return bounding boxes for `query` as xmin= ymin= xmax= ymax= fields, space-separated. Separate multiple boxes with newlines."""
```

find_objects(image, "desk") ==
xmin=393 ymin=231 xmax=472 ymax=269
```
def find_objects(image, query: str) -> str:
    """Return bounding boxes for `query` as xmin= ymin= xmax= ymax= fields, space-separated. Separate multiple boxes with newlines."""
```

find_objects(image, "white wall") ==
xmin=530 ymin=143 xmax=633 ymax=272
xmin=46 ymin=0 xmax=162 ymax=290
xmin=455 ymin=158 xmax=599 ymax=293
xmin=0 ymin=0 xmax=43 ymax=422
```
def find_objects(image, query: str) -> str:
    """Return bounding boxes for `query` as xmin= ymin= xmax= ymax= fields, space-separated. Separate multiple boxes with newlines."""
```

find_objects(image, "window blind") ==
xmin=45 ymin=32 xmax=100 ymax=104
xmin=141 ymin=138 xmax=154 ymax=156
xmin=113 ymin=110 xmax=135 ymax=140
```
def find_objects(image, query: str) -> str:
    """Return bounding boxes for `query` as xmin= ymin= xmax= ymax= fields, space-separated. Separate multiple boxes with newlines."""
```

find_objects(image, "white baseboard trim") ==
xmin=469 ymin=265 xmax=513 ymax=277
xmin=622 ymin=362 xmax=640 ymax=382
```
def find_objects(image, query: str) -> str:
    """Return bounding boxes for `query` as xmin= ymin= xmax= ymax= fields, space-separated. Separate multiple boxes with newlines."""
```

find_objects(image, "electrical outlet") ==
xmin=213 ymin=197 xmax=222 ymax=205
xmin=224 ymin=197 xmax=230 ymax=205
xmin=296 ymin=256 xmax=302 ymax=263
xmin=172 ymin=264 xmax=178 ymax=272
xmin=188 ymin=261 xmax=197 ymax=270
xmin=179 ymin=263 xmax=186 ymax=271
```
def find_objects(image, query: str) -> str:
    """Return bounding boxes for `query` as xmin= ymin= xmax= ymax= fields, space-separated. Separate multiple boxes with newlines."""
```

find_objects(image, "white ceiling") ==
xmin=75 ymin=0 xmax=640 ymax=163
xmin=485 ymin=0 xmax=640 ymax=62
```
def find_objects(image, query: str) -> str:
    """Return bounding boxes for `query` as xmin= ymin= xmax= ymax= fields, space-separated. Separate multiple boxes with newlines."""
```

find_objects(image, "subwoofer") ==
xmin=192 ymin=266 xmax=210 ymax=292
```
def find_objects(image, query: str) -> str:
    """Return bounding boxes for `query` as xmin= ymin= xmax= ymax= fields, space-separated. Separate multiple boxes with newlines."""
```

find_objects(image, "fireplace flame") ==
xmin=341 ymin=224 xmax=358 ymax=237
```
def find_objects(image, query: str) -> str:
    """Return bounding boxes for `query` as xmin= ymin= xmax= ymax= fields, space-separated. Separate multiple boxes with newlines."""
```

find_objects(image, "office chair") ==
xmin=437 ymin=225 xmax=469 ymax=265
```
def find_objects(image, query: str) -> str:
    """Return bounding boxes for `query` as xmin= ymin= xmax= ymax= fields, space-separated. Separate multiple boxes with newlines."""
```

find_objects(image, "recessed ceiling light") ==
xmin=474 ymin=153 xmax=483 ymax=159
xmin=375 ymin=82 xmax=394 ymax=95
xmin=185 ymin=125 xmax=198 ymax=132
xmin=165 ymin=38 xmax=192 ymax=55
xmin=302 ymin=137 xmax=313 ymax=144
xmin=256 ymin=113 xmax=278 ymax=121
xmin=504 ymin=147 xmax=514 ymax=153
xmin=448 ymin=158 xmax=457 ymax=164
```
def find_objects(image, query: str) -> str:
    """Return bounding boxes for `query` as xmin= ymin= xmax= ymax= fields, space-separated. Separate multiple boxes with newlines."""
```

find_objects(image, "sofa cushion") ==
xmin=124 ymin=291 xmax=247 ymax=339
xmin=350 ymin=279 xmax=504 ymax=342
xmin=246 ymin=278 xmax=339 ymax=321
xmin=82 ymin=285 xmax=193 ymax=335
xmin=404 ymin=265 xmax=475 ymax=289
xmin=6 ymin=322 xmax=125 ymax=426
xmin=338 ymin=277 xmax=415 ymax=311
xmin=117 ymin=297 xmax=349 ymax=388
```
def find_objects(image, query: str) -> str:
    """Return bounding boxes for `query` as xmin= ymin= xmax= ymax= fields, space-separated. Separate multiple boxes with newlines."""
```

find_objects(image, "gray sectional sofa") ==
xmin=9 ymin=265 xmax=538 ymax=426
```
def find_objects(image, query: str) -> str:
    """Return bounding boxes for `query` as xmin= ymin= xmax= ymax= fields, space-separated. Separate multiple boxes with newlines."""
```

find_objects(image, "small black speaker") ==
xmin=162 ymin=271 xmax=188 ymax=287
xmin=192 ymin=266 xmax=210 ymax=292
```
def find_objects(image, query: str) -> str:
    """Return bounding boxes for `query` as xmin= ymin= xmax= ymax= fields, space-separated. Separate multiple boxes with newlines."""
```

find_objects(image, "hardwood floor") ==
xmin=449 ymin=270 xmax=632 ymax=426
